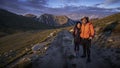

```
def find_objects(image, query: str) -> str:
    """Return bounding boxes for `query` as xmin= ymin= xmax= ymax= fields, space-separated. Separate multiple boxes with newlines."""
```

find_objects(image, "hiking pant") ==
xmin=81 ymin=38 xmax=91 ymax=58
xmin=74 ymin=38 xmax=81 ymax=52
xmin=74 ymin=42 xmax=80 ymax=52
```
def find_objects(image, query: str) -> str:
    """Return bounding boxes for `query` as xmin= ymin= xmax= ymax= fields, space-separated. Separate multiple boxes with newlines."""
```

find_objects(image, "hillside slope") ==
xmin=92 ymin=13 xmax=120 ymax=48
xmin=0 ymin=28 xmax=62 ymax=67
xmin=93 ymin=13 xmax=120 ymax=33
xmin=0 ymin=9 xmax=52 ymax=30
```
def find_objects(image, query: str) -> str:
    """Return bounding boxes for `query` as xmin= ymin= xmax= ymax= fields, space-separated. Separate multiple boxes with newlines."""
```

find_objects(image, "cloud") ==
xmin=104 ymin=0 xmax=120 ymax=5
xmin=0 ymin=0 xmax=47 ymax=11
xmin=65 ymin=0 xmax=80 ymax=3
xmin=49 ymin=6 xmax=116 ymax=14
xmin=38 ymin=5 xmax=117 ymax=20
xmin=94 ymin=3 xmax=104 ymax=7
xmin=117 ymin=7 xmax=120 ymax=10
xmin=0 ymin=0 xmax=48 ymax=14
xmin=94 ymin=0 xmax=120 ymax=7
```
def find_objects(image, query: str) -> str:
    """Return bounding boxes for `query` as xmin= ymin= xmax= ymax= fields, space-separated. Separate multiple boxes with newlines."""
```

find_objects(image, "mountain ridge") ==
xmin=38 ymin=13 xmax=75 ymax=26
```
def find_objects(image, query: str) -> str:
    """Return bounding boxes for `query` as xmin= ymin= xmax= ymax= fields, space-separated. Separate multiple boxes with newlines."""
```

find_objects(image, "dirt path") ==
xmin=32 ymin=30 xmax=120 ymax=68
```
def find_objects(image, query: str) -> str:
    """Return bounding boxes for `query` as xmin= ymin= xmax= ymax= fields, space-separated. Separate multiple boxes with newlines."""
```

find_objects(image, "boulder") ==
xmin=32 ymin=44 xmax=41 ymax=53
xmin=69 ymin=28 xmax=74 ymax=33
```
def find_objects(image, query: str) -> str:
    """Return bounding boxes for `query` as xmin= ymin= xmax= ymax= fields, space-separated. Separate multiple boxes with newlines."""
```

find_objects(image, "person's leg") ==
xmin=74 ymin=42 xmax=78 ymax=57
xmin=75 ymin=42 xmax=79 ymax=58
xmin=86 ymin=45 xmax=90 ymax=60
xmin=86 ymin=40 xmax=91 ymax=62
xmin=74 ymin=42 xmax=77 ymax=52
xmin=83 ymin=44 xmax=86 ymax=56
xmin=81 ymin=39 xmax=86 ymax=58
xmin=76 ymin=42 xmax=79 ymax=51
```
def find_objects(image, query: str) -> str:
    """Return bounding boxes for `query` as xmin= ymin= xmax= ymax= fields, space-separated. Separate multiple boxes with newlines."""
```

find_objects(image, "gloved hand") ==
xmin=89 ymin=37 xmax=92 ymax=40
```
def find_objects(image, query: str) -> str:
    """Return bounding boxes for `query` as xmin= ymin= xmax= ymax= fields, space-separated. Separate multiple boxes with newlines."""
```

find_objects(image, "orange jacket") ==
xmin=80 ymin=22 xmax=94 ymax=39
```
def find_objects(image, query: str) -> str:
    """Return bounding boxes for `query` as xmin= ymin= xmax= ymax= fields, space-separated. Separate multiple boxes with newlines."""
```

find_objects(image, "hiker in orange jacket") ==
xmin=80 ymin=16 xmax=95 ymax=63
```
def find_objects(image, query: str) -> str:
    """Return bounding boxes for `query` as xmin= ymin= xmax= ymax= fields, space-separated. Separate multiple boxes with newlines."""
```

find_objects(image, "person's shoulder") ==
xmin=88 ymin=22 xmax=93 ymax=25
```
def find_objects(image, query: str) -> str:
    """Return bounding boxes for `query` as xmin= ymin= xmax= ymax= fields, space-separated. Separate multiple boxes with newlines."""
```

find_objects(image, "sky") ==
xmin=0 ymin=0 xmax=120 ymax=19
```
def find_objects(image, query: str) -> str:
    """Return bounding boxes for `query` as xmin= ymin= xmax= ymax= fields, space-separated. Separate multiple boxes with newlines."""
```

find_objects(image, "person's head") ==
xmin=75 ymin=22 xmax=81 ymax=29
xmin=77 ymin=22 xmax=81 ymax=29
xmin=81 ymin=16 xmax=89 ymax=24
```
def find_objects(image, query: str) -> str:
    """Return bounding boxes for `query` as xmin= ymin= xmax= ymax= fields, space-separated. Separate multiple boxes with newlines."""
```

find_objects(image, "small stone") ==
xmin=108 ymin=38 xmax=114 ymax=42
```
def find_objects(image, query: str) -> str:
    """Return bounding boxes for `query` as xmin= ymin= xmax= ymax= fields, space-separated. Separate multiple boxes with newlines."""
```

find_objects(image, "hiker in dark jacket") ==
xmin=73 ymin=22 xmax=81 ymax=57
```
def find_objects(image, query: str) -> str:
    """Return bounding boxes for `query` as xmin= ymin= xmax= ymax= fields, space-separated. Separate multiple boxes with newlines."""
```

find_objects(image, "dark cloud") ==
xmin=65 ymin=0 xmax=80 ymax=3
xmin=0 ymin=0 xmax=48 ymax=14
xmin=94 ymin=0 xmax=120 ymax=6
xmin=117 ymin=7 xmax=120 ymax=10
xmin=104 ymin=0 xmax=120 ymax=5
xmin=94 ymin=3 xmax=103 ymax=7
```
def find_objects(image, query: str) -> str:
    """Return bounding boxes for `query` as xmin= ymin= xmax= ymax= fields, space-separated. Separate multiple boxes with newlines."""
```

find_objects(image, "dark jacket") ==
xmin=73 ymin=27 xmax=81 ymax=43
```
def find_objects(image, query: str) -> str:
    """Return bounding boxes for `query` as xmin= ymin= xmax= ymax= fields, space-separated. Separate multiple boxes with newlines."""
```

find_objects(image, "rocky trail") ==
xmin=32 ymin=30 xmax=120 ymax=68
xmin=7 ymin=29 xmax=120 ymax=68
xmin=7 ymin=32 xmax=56 ymax=68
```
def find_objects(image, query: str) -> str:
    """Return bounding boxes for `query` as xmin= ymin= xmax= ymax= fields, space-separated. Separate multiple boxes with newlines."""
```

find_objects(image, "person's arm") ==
xmin=89 ymin=23 xmax=95 ymax=39
xmin=73 ymin=27 xmax=75 ymax=37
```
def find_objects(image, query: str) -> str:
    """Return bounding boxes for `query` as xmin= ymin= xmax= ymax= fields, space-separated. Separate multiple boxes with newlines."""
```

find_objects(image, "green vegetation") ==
xmin=112 ymin=23 xmax=120 ymax=33
xmin=93 ymin=13 xmax=120 ymax=26
xmin=92 ymin=13 xmax=120 ymax=34
xmin=92 ymin=12 xmax=120 ymax=48
xmin=0 ymin=30 xmax=54 ymax=54
xmin=0 ymin=29 xmax=59 ymax=67
xmin=0 ymin=26 xmax=66 ymax=68
xmin=13 ymin=60 xmax=32 ymax=68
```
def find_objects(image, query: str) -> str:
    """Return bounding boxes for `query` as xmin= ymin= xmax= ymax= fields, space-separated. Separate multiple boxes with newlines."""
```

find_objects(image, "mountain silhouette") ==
xmin=38 ymin=14 xmax=75 ymax=26
xmin=0 ymin=9 xmax=52 ymax=31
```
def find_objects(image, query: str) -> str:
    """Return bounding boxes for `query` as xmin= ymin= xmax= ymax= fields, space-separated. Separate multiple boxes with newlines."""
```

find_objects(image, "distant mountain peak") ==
xmin=24 ymin=14 xmax=37 ymax=18
xmin=38 ymin=14 xmax=75 ymax=26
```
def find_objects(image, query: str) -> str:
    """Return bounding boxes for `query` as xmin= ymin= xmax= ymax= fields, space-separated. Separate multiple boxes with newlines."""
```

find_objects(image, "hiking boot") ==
xmin=86 ymin=58 xmax=91 ymax=63
xmin=81 ymin=55 xmax=86 ymax=58
xmin=76 ymin=51 xmax=79 ymax=58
